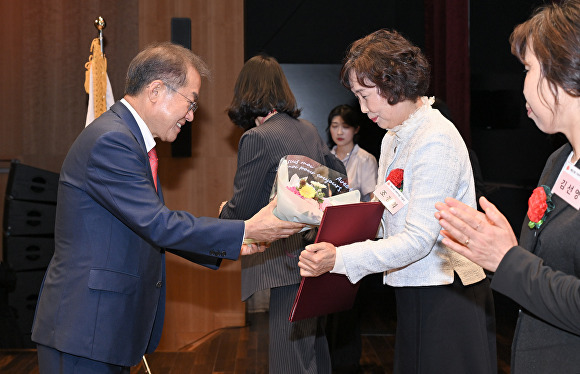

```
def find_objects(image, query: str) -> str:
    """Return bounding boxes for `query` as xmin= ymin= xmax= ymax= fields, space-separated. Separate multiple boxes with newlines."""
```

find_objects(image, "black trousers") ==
xmin=394 ymin=274 xmax=497 ymax=374
xmin=37 ymin=344 xmax=130 ymax=374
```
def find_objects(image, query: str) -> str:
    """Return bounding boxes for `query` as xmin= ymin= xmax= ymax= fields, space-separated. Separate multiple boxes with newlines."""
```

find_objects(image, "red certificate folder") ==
xmin=289 ymin=201 xmax=384 ymax=322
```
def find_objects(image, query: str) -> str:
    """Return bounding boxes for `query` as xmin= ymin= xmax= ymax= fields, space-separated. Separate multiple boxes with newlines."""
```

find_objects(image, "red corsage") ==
xmin=386 ymin=168 xmax=404 ymax=191
xmin=527 ymin=185 xmax=554 ymax=229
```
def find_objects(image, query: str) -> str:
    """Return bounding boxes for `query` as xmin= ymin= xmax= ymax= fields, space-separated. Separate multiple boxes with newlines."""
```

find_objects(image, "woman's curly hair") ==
xmin=340 ymin=29 xmax=430 ymax=105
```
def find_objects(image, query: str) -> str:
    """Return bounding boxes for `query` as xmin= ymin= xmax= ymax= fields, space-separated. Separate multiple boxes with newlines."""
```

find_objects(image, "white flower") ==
xmin=311 ymin=181 xmax=327 ymax=189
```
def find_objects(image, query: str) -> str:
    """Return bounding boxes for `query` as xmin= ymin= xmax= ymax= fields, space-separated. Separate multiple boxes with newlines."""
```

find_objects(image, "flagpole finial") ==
xmin=94 ymin=17 xmax=106 ymax=53
xmin=94 ymin=16 xmax=106 ymax=31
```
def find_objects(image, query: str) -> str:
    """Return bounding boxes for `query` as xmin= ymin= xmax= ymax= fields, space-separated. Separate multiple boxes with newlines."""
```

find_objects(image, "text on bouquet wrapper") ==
xmin=287 ymin=159 xmax=350 ymax=192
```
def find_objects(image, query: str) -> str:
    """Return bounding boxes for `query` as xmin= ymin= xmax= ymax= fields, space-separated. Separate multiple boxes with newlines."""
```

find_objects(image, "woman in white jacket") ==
xmin=299 ymin=29 xmax=497 ymax=374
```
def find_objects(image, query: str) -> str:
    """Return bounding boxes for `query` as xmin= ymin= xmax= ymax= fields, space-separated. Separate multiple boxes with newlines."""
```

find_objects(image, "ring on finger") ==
xmin=464 ymin=237 xmax=470 ymax=246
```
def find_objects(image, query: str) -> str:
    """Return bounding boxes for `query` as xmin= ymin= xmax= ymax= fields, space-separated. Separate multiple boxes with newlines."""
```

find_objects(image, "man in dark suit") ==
xmin=31 ymin=42 xmax=303 ymax=373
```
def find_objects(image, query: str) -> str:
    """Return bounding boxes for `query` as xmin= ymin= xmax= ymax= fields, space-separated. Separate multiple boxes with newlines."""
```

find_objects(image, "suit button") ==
xmin=155 ymin=281 xmax=162 ymax=288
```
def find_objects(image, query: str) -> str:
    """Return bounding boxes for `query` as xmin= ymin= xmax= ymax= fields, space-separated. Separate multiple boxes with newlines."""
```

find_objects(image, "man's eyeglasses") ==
xmin=165 ymin=84 xmax=198 ymax=113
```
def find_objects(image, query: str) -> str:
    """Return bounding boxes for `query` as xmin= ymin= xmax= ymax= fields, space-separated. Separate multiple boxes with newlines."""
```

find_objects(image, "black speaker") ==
xmin=8 ymin=269 xmax=45 ymax=348
xmin=5 ymin=161 xmax=59 ymax=203
xmin=3 ymin=199 xmax=56 ymax=236
xmin=0 ymin=262 xmax=23 ymax=348
xmin=3 ymin=237 xmax=54 ymax=271
xmin=2 ymin=162 xmax=57 ymax=348
xmin=171 ymin=17 xmax=193 ymax=158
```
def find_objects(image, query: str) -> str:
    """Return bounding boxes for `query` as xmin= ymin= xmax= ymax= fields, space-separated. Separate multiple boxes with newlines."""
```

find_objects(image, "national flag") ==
xmin=84 ymin=37 xmax=114 ymax=127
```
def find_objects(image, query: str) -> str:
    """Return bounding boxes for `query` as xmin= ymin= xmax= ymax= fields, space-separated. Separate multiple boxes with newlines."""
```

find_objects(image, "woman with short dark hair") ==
xmin=436 ymin=1 xmax=580 ymax=372
xmin=221 ymin=54 xmax=345 ymax=374
xmin=299 ymin=29 xmax=497 ymax=373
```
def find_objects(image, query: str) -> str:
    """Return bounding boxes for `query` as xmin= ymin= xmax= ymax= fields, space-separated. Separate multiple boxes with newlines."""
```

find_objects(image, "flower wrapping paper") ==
xmin=271 ymin=155 xmax=360 ymax=228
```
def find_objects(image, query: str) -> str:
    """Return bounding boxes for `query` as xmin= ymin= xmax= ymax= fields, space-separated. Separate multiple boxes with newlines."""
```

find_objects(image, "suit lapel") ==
xmin=538 ymin=144 xmax=573 ymax=228
xmin=110 ymin=101 xmax=147 ymax=151
xmin=520 ymin=143 xmax=572 ymax=253
xmin=110 ymin=102 xmax=160 ymax=195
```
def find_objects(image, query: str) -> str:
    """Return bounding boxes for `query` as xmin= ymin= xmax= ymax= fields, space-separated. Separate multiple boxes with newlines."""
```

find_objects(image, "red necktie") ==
xmin=148 ymin=148 xmax=158 ymax=191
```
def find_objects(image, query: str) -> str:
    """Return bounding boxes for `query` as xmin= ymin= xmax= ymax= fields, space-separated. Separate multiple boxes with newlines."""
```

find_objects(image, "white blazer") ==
xmin=337 ymin=97 xmax=485 ymax=287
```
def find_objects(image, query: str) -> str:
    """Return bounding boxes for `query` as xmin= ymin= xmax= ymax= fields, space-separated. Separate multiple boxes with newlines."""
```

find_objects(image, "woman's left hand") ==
xmin=434 ymin=196 xmax=518 ymax=272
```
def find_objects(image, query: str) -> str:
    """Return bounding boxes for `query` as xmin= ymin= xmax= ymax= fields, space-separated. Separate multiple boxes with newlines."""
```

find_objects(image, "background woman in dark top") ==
xmin=219 ymin=54 xmax=345 ymax=374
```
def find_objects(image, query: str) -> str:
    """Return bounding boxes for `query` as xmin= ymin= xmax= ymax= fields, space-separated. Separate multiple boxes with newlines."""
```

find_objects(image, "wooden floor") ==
xmin=0 ymin=276 xmax=516 ymax=373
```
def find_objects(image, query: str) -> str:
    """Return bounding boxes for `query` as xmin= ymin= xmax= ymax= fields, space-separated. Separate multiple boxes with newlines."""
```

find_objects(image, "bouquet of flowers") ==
xmin=271 ymin=155 xmax=360 ymax=228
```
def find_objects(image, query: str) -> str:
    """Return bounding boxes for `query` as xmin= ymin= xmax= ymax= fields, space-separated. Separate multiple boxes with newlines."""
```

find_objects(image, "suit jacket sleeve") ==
xmin=84 ymin=129 xmax=244 ymax=266
xmin=491 ymin=246 xmax=580 ymax=336
xmin=220 ymin=130 xmax=274 ymax=220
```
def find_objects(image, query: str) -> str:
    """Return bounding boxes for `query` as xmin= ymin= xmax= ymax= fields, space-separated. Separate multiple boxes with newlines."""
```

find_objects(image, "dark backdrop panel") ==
xmin=469 ymin=0 xmax=565 ymax=190
xmin=171 ymin=17 xmax=193 ymax=158
xmin=281 ymin=64 xmax=385 ymax=161
xmin=470 ymin=0 xmax=543 ymax=82
xmin=245 ymin=0 xmax=424 ymax=64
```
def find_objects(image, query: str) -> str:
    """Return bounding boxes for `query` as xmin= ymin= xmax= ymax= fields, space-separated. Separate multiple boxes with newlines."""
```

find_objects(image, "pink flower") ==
xmin=319 ymin=199 xmax=332 ymax=212
xmin=287 ymin=186 xmax=301 ymax=197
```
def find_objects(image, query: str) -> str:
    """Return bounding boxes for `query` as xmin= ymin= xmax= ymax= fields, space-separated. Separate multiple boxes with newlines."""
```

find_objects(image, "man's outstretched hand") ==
xmin=244 ymin=197 xmax=305 ymax=244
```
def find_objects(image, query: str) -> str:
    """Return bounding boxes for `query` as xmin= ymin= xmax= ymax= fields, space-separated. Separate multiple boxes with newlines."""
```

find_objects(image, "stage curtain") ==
xmin=424 ymin=0 xmax=471 ymax=145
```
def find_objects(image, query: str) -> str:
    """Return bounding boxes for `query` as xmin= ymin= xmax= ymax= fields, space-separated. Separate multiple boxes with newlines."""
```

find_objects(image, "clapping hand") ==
xmin=435 ymin=196 xmax=518 ymax=272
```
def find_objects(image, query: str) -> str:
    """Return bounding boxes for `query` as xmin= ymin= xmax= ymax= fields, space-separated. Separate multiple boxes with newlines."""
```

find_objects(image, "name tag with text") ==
xmin=374 ymin=181 xmax=408 ymax=215
xmin=554 ymin=162 xmax=580 ymax=210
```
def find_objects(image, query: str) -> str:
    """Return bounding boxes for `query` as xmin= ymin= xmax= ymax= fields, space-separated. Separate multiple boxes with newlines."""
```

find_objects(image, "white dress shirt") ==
xmin=121 ymin=98 xmax=156 ymax=153
xmin=332 ymin=144 xmax=378 ymax=202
